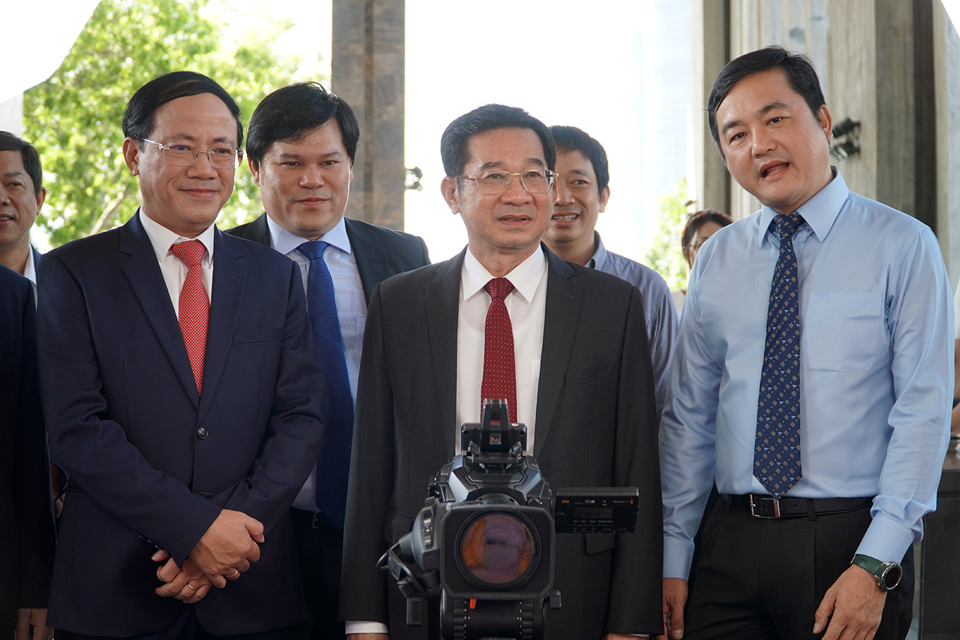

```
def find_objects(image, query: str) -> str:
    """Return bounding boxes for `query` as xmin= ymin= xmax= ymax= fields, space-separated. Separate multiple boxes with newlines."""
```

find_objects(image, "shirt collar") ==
xmin=139 ymin=209 xmax=216 ymax=264
xmin=23 ymin=246 xmax=37 ymax=286
xmin=757 ymin=167 xmax=848 ymax=247
xmin=266 ymin=213 xmax=351 ymax=256
xmin=462 ymin=245 xmax=546 ymax=304
xmin=586 ymin=231 xmax=606 ymax=270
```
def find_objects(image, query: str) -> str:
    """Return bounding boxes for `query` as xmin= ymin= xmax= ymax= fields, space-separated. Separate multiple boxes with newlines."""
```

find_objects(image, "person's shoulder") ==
xmin=346 ymin=217 xmax=427 ymax=250
xmin=603 ymin=249 xmax=672 ymax=295
xmin=46 ymin=225 xmax=123 ymax=265
xmin=0 ymin=264 xmax=30 ymax=297
xmin=219 ymin=228 xmax=291 ymax=267
xmin=846 ymin=191 xmax=929 ymax=235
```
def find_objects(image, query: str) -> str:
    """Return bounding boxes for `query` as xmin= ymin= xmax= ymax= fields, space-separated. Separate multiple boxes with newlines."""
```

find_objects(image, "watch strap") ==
xmin=851 ymin=553 xmax=901 ymax=590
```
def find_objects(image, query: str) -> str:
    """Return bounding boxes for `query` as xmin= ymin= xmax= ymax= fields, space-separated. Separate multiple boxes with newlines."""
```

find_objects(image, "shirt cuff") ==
xmin=855 ymin=510 xmax=918 ymax=564
xmin=346 ymin=621 xmax=389 ymax=636
xmin=663 ymin=535 xmax=695 ymax=580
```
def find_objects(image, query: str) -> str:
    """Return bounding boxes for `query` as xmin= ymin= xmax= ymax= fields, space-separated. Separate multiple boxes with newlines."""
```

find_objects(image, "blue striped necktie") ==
xmin=298 ymin=240 xmax=353 ymax=528
xmin=754 ymin=212 xmax=805 ymax=500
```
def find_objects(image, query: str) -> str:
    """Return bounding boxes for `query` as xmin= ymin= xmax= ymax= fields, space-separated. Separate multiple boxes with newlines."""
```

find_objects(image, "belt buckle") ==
xmin=749 ymin=494 xmax=781 ymax=518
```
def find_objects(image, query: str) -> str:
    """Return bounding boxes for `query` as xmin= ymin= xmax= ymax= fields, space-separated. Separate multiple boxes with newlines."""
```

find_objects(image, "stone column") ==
xmin=690 ymin=0 xmax=731 ymax=216
xmin=331 ymin=0 xmax=405 ymax=230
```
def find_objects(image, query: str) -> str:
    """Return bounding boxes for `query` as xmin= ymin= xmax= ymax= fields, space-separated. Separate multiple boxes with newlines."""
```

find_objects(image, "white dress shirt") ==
xmin=456 ymin=246 xmax=547 ymax=450
xmin=138 ymin=210 xmax=215 ymax=313
xmin=347 ymin=246 xmax=548 ymax=637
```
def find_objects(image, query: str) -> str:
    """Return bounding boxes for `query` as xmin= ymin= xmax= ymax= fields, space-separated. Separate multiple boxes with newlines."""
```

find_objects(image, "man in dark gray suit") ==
xmin=227 ymin=82 xmax=430 ymax=640
xmin=339 ymin=104 xmax=663 ymax=640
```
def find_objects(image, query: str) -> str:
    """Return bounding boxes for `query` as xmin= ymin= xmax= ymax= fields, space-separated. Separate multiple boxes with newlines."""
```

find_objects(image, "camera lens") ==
xmin=458 ymin=513 xmax=536 ymax=586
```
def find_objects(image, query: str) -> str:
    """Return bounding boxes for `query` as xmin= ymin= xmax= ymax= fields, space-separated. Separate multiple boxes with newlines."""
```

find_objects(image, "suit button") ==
xmin=197 ymin=426 xmax=209 ymax=439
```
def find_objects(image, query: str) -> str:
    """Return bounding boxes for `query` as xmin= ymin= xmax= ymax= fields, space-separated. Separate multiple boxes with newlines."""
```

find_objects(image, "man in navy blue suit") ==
xmin=227 ymin=82 xmax=429 ymax=640
xmin=37 ymin=71 xmax=326 ymax=639
xmin=0 ymin=265 xmax=56 ymax=639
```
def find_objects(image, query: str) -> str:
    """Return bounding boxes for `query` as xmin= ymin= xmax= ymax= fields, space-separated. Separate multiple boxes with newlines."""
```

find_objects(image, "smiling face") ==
xmin=716 ymin=68 xmax=834 ymax=215
xmin=123 ymin=92 xmax=238 ymax=237
xmin=441 ymin=127 xmax=553 ymax=275
xmin=0 ymin=150 xmax=44 ymax=265
xmin=545 ymin=150 xmax=609 ymax=261
xmin=251 ymin=120 xmax=353 ymax=240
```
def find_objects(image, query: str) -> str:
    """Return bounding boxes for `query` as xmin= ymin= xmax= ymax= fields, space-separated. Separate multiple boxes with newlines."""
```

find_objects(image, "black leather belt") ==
xmin=723 ymin=494 xmax=873 ymax=519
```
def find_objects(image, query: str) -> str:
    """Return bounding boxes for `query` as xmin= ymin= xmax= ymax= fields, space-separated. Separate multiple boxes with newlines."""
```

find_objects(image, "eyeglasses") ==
xmin=458 ymin=169 xmax=556 ymax=195
xmin=141 ymin=138 xmax=243 ymax=169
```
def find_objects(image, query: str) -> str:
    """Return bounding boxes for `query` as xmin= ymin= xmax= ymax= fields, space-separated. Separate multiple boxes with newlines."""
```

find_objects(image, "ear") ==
xmin=35 ymin=186 xmax=46 ymax=211
xmin=122 ymin=138 xmax=141 ymax=175
xmin=440 ymin=176 xmax=460 ymax=214
xmin=818 ymin=105 xmax=833 ymax=142
xmin=598 ymin=186 xmax=610 ymax=213
xmin=248 ymin=156 xmax=261 ymax=186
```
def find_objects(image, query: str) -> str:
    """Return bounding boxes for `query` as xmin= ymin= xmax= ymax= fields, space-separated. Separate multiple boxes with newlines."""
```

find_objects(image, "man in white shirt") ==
xmin=339 ymin=104 xmax=663 ymax=640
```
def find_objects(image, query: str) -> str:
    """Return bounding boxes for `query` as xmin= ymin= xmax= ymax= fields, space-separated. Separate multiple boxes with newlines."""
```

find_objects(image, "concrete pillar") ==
xmin=690 ymin=0 xmax=731 ymax=216
xmin=331 ymin=0 xmax=405 ymax=230
xmin=934 ymin=2 xmax=960 ymax=286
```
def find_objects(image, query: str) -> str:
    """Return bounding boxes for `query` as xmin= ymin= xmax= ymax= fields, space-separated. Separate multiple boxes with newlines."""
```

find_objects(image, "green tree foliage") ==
xmin=644 ymin=177 xmax=689 ymax=291
xmin=25 ymin=0 xmax=308 ymax=246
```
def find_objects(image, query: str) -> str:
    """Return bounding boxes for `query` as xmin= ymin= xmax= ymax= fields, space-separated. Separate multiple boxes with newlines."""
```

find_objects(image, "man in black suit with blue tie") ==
xmin=38 ymin=71 xmax=326 ymax=639
xmin=227 ymin=82 xmax=430 ymax=640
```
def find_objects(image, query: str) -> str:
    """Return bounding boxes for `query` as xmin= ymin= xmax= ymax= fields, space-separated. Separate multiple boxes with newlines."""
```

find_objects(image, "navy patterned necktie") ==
xmin=754 ymin=212 xmax=805 ymax=500
xmin=298 ymin=240 xmax=353 ymax=528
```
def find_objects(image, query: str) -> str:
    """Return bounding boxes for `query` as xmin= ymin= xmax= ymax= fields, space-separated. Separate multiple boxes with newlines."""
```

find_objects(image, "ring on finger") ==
xmin=185 ymin=583 xmax=197 ymax=591
xmin=229 ymin=569 xmax=240 ymax=578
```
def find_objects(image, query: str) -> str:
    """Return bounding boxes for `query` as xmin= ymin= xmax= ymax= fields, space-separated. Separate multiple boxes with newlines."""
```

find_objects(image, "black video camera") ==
xmin=379 ymin=399 xmax=640 ymax=640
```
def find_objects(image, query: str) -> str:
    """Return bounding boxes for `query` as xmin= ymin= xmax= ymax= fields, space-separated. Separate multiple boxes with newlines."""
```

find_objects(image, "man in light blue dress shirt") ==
xmin=543 ymin=125 xmax=677 ymax=420
xmin=226 ymin=82 xmax=430 ymax=640
xmin=659 ymin=47 xmax=953 ymax=640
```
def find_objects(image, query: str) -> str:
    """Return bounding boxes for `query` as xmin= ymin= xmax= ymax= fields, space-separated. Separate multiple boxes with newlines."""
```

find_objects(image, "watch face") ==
xmin=881 ymin=563 xmax=903 ymax=591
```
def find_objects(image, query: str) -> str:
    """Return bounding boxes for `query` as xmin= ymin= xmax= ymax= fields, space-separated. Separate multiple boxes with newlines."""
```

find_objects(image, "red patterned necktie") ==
xmin=481 ymin=277 xmax=517 ymax=423
xmin=170 ymin=240 xmax=209 ymax=395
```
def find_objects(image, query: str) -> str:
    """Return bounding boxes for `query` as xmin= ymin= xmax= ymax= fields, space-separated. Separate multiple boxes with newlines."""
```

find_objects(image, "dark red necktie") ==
xmin=170 ymin=240 xmax=209 ymax=395
xmin=481 ymin=277 xmax=517 ymax=423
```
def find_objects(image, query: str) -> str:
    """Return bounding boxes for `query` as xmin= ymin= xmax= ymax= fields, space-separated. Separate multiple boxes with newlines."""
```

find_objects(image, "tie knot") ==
xmin=772 ymin=212 xmax=805 ymax=239
xmin=298 ymin=240 xmax=330 ymax=261
xmin=484 ymin=277 xmax=515 ymax=301
xmin=169 ymin=239 xmax=206 ymax=267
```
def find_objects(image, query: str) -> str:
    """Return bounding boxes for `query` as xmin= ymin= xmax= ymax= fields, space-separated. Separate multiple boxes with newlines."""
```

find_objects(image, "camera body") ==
xmin=381 ymin=399 xmax=638 ymax=639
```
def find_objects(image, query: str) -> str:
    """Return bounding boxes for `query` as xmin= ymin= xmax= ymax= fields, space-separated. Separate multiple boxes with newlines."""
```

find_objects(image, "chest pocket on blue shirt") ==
xmin=801 ymin=291 xmax=882 ymax=372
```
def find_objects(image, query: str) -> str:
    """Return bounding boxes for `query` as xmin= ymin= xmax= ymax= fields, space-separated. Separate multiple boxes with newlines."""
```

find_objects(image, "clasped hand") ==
xmin=153 ymin=509 xmax=264 ymax=604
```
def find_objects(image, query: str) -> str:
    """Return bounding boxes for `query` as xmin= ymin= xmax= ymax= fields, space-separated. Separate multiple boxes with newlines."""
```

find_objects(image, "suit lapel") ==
xmin=427 ymin=250 xmax=465 ymax=457
xmin=534 ymin=248 xmax=581 ymax=456
xmin=119 ymin=214 xmax=200 ymax=408
xmin=345 ymin=218 xmax=391 ymax=304
xmin=199 ymin=230 xmax=246 ymax=419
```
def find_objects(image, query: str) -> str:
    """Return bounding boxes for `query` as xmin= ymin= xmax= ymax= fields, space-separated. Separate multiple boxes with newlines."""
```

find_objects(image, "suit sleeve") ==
xmin=38 ymin=253 xmax=220 ymax=565
xmin=14 ymin=285 xmax=56 ymax=609
xmin=339 ymin=282 xmax=395 ymax=624
xmin=211 ymin=262 xmax=326 ymax=530
xmin=607 ymin=286 xmax=664 ymax=635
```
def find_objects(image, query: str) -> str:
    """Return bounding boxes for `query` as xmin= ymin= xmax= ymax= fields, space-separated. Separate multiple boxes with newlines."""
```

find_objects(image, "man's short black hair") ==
xmin=0 ymin=131 xmax=43 ymax=196
xmin=550 ymin=125 xmax=609 ymax=195
xmin=122 ymin=71 xmax=243 ymax=149
xmin=440 ymin=104 xmax=556 ymax=177
xmin=707 ymin=46 xmax=826 ymax=154
xmin=246 ymin=82 xmax=360 ymax=169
